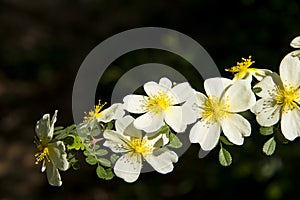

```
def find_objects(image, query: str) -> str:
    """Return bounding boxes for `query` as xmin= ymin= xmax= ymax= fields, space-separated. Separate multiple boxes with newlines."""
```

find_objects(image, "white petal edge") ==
xmin=221 ymin=114 xmax=251 ymax=145
xmin=134 ymin=112 xmax=164 ymax=133
xmin=114 ymin=153 xmax=142 ymax=183
xmin=144 ymin=149 xmax=178 ymax=174
xmin=97 ymin=103 xmax=125 ymax=123
xmin=224 ymin=80 xmax=256 ymax=112
xmin=281 ymin=108 xmax=300 ymax=141
xmin=123 ymin=95 xmax=148 ymax=114
xmin=204 ymin=77 xmax=232 ymax=98
xmin=189 ymin=120 xmax=220 ymax=151
xmin=279 ymin=54 xmax=300 ymax=87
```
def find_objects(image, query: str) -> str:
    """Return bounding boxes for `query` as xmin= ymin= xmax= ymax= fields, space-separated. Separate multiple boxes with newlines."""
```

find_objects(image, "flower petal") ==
xmin=281 ymin=108 xmax=300 ymax=141
xmin=134 ymin=112 xmax=164 ymax=132
xmin=48 ymin=141 xmax=69 ymax=171
xmin=254 ymin=74 xmax=281 ymax=98
xmin=221 ymin=114 xmax=251 ymax=145
xmin=279 ymin=54 xmax=300 ymax=87
xmin=254 ymin=99 xmax=280 ymax=127
xmin=168 ymin=82 xmax=193 ymax=104
xmin=189 ymin=120 xmax=220 ymax=151
xmin=249 ymin=68 xmax=272 ymax=81
xmin=114 ymin=153 xmax=142 ymax=183
xmin=35 ymin=110 xmax=57 ymax=144
xmin=204 ymin=77 xmax=232 ymax=98
xmin=290 ymin=36 xmax=300 ymax=48
xmin=224 ymin=80 xmax=256 ymax=112
xmin=123 ymin=95 xmax=148 ymax=114
xmin=144 ymin=81 xmax=168 ymax=96
xmin=159 ymin=77 xmax=172 ymax=88
xmin=164 ymin=106 xmax=186 ymax=132
xmin=97 ymin=103 xmax=125 ymax=123
xmin=115 ymin=115 xmax=134 ymax=133
xmin=103 ymin=130 xmax=129 ymax=153
xmin=144 ymin=149 xmax=178 ymax=174
xmin=45 ymin=161 xmax=62 ymax=186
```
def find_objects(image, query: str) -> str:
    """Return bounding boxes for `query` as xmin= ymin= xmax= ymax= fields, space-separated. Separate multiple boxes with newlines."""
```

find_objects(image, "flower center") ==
xmin=146 ymin=91 xmax=173 ymax=114
xmin=129 ymin=138 xmax=153 ymax=154
xmin=226 ymin=56 xmax=255 ymax=79
xmin=34 ymin=146 xmax=50 ymax=165
xmin=274 ymin=85 xmax=300 ymax=112
xmin=84 ymin=100 xmax=107 ymax=122
xmin=202 ymin=96 xmax=229 ymax=123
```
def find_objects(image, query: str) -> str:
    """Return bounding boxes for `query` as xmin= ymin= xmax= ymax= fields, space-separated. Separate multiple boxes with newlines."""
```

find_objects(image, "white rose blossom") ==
xmin=185 ymin=77 xmax=256 ymax=151
xmin=251 ymin=53 xmax=300 ymax=140
xmin=103 ymin=115 xmax=178 ymax=183
xmin=123 ymin=77 xmax=194 ymax=133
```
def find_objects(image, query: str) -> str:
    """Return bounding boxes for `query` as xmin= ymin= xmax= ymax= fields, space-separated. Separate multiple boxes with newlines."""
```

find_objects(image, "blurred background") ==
xmin=1 ymin=0 xmax=300 ymax=199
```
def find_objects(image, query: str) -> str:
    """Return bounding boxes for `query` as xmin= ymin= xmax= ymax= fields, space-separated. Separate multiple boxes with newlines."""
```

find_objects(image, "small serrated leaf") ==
xmin=263 ymin=137 xmax=276 ymax=156
xmin=95 ymin=149 xmax=108 ymax=156
xmin=168 ymin=133 xmax=182 ymax=148
xmin=98 ymin=158 xmax=111 ymax=167
xmin=220 ymin=136 xmax=233 ymax=146
xmin=219 ymin=146 xmax=232 ymax=167
xmin=54 ymin=126 xmax=64 ymax=131
xmin=157 ymin=125 xmax=170 ymax=134
xmin=110 ymin=154 xmax=119 ymax=164
xmin=260 ymin=126 xmax=274 ymax=136
xmin=85 ymin=156 xmax=97 ymax=165
xmin=104 ymin=168 xmax=115 ymax=180
xmin=96 ymin=165 xmax=106 ymax=179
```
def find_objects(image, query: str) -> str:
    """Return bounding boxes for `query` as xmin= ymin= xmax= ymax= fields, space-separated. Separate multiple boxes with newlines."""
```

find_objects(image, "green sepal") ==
xmin=220 ymin=136 xmax=233 ymax=146
xmin=168 ymin=132 xmax=182 ymax=148
xmin=260 ymin=126 xmax=274 ymax=136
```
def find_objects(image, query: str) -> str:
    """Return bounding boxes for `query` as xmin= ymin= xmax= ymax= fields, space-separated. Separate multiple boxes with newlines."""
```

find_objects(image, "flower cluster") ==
xmin=34 ymin=36 xmax=300 ymax=186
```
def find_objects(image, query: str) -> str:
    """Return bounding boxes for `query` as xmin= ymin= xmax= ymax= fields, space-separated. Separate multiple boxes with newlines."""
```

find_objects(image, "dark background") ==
xmin=1 ymin=0 xmax=300 ymax=199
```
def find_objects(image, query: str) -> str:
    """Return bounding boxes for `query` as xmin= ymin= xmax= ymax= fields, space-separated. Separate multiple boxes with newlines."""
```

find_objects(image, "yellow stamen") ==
xmin=226 ymin=56 xmax=255 ymax=79
xmin=84 ymin=100 xmax=107 ymax=122
xmin=146 ymin=91 xmax=173 ymax=114
xmin=202 ymin=96 xmax=229 ymax=123
xmin=35 ymin=146 xmax=50 ymax=165
xmin=274 ymin=85 xmax=300 ymax=112
xmin=128 ymin=138 xmax=153 ymax=154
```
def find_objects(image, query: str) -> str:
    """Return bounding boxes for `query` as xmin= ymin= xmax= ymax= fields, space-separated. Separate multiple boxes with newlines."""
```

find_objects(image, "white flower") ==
xmin=226 ymin=56 xmax=271 ymax=81
xmin=123 ymin=77 xmax=194 ymax=133
xmin=186 ymin=78 xmax=256 ymax=151
xmin=291 ymin=36 xmax=300 ymax=48
xmin=84 ymin=101 xmax=124 ymax=123
xmin=251 ymin=53 xmax=300 ymax=140
xmin=34 ymin=110 xmax=69 ymax=186
xmin=103 ymin=116 xmax=178 ymax=183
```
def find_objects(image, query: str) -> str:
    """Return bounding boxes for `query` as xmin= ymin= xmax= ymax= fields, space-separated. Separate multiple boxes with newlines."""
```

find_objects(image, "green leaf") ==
xmin=219 ymin=146 xmax=232 ymax=167
xmin=95 ymin=149 xmax=108 ymax=156
xmin=96 ymin=165 xmax=114 ymax=180
xmin=220 ymin=136 xmax=233 ymax=146
xmin=85 ymin=156 xmax=98 ymax=165
xmin=83 ymin=150 xmax=91 ymax=156
xmin=260 ymin=126 xmax=274 ymax=136
xmin=110 ymin=154 xmax=119 ymax=164
xmin=96 ymin=165 xmax=106 ymax=179
xmin=168 ymin=132 xmax=182 ymax=148
xmin=263 ymin=137 xmax=276 ymax=156
xmin=104 ymin=168 xmax=115 ymax=180
xmin=98 ymin=158 xmax=111 ymax=167
xmin=54 ymin=126 xmax=64 ymax=131
xmin=252 ymin=87 xmax=262 ymax=93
